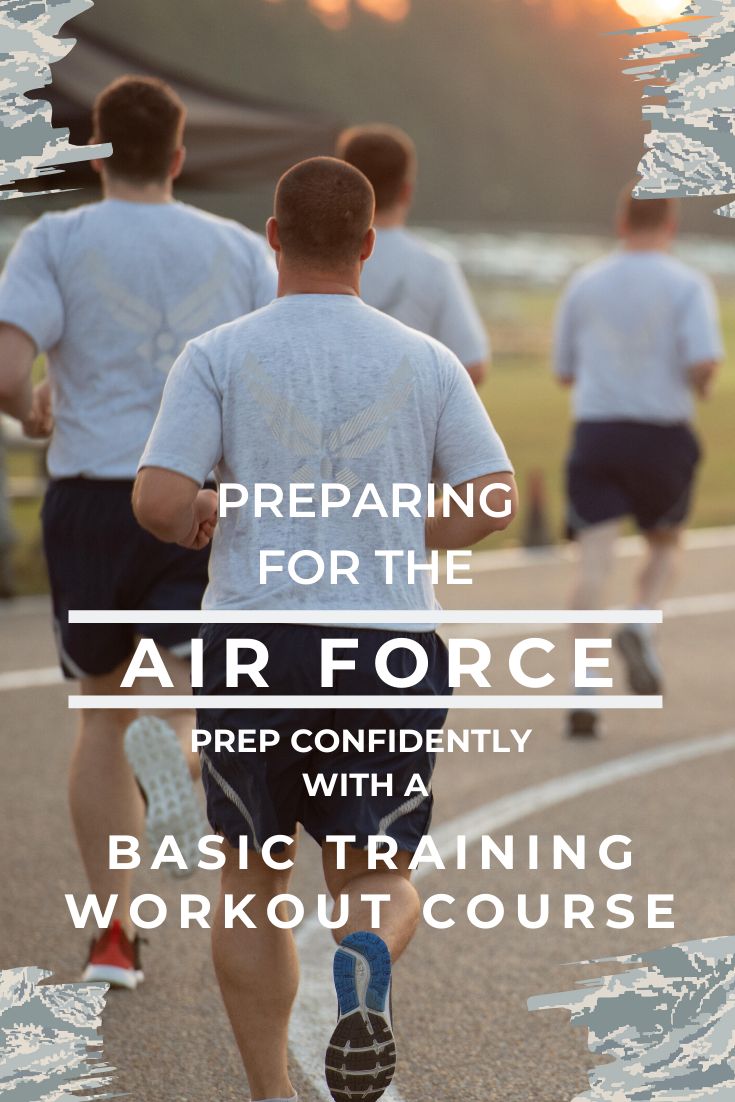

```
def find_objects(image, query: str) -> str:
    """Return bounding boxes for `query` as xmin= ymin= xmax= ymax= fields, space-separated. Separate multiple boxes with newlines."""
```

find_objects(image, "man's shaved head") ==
xmin=336 ymin=124 xmax=416 ymax=212
xmin=274 ymin=157 xmax=375 ymax=269
xmin=618 ymin=183 xmax=677 ymax=233
xmin=93 ymin=76 xmax=185 ymax=184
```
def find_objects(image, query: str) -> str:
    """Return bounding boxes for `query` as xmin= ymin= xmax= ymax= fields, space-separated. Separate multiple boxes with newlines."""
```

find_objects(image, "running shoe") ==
xmin=82 ymin=919 xmax=144 ymax=990
xmin=615 ymin=625 xmax=663 ymax=696
xmin=124 ymin=715 xmax=207 ymax=878
xmin=326 ymin=931 xmax=396 ymax=1102
xmin=566 ymin=686 xmax=600 ymax=738
xmin=566 ymin=708 xmax=599 ymax=738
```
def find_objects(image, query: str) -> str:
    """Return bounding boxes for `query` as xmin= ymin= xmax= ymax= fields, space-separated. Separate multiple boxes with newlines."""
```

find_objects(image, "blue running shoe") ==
xmin=325 ymin=931 xmax=396 ymax=1102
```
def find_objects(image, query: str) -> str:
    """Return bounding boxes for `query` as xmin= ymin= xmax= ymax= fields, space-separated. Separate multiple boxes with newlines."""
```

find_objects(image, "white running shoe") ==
xmin=616 ymin=625 xmax=663 ymax=696
xmin=124 ymin=716 xmax=207 ymax=878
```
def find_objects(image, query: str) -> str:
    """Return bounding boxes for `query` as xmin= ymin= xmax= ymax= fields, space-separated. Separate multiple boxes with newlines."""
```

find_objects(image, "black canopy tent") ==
xmin=27 ymin=28 xmax=341 ymax=189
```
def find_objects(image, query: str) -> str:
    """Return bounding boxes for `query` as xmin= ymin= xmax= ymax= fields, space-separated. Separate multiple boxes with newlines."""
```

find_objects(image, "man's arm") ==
xmin=689 ymin=359 xmax=720 ymax=400
xmin=465 ymin=361 xmax=488 ymax=388
xmin=0 ymin=219 xmax=64 ymax=423
xmin=434 ymin=259 xmax=490 ymax=388
xmin=426 ymin=473 xmax=517 ymax=550
xmin=133 ymin=468 xmax=218 ymax=550
xmin=23 ymin=378 xmax=54 ymax=439
xmin=0 ymin=324 xmax=36 ymax=422
xmin=553 ymin=278 xmax=580 ymax=387
xmin=680 ymin=278 xmax=724 ymax=401
xmin=135 ymin=340 xmax=224 ymax=546
xmin=431 ymin=346 xmax=515 ymax=545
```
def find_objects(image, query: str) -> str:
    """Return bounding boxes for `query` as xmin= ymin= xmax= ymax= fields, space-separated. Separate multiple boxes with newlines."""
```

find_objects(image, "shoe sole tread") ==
xmin=327 ymin=933 xmax=395 ymax=1102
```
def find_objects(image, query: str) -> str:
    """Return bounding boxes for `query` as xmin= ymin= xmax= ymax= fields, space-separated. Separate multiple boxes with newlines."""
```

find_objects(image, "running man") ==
xmin=134 ymin=157 xmax=516 ymax=1102
xmin=337 ymin=124 xmax=489 ymax=385
xmin=0 ymin=75 xmax=276 ymax=986
xmin=555 ymin=188 xmax=723 ymax=737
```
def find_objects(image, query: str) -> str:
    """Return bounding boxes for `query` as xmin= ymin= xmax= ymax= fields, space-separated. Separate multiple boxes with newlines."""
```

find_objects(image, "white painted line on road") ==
xmin=663 ymin=591 xmax=735 ymax=617
xmin=0 ymin=666 xmax=63 ymax=692
xmin=467 ymin=525 xmax=735 ymax=574
xmin=291 ymin=729 xmax=735 ymax=1101
xmin=445 ymin=591 xmax=735 ymax=641
xmin=67 ymin=694 xmax=663 ymax=711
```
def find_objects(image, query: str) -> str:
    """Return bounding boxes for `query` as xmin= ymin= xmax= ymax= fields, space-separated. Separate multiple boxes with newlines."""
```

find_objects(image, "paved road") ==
xmin=1 ymin=532 xmax=734 ymax=1102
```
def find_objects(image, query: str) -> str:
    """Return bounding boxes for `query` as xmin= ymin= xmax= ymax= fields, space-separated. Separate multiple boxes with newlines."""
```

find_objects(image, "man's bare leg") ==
xmin=567 ymin=521 xmax=620 ymax=735
xmin=636 ymin=526 xmax=683 ymax=609
xmin=322 ymin=844 xmax=419 ymax=960
xmin=121 ymin=647 xmax=207 ymax=874
xmin=146 ymin=647 xmax=200 ymax=781
xmin=68 ymin=661 xmax=139 ymax=932
xmin=211 ymin=844 xmax=298 ymax=1102
xmin=322 ymin=844 xmax=416 ymax=1102
xmin=616 ymin=526 xmax=682 ymax=695
xmin=569 ymin=520 xmax=620 ymax=617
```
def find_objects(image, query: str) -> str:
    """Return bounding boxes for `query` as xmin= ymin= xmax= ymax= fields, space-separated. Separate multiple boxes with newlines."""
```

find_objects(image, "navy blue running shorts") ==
xmin=566 ymin=420 xmax=701 ymax=535
xmin=197 ymin=624 xmax=451 ymax=854
xmin=42 ymin=478 xmax=209 ymax=680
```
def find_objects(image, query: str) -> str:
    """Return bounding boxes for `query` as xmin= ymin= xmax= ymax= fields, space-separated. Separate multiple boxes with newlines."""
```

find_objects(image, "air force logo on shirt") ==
xmin=245 ymin=353 xmax=416 ymax=488
xmin=84 ymin=249 xmax=233 ymax=374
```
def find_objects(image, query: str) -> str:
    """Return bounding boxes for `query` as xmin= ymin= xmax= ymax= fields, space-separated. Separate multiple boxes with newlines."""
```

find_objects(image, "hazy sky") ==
xmin=266 ymin=0 xmax=691 ymax=29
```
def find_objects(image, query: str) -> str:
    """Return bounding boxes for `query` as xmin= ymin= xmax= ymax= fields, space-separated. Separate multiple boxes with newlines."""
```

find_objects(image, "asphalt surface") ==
xmin=1 ymin=533 xmax=734 ymax=1102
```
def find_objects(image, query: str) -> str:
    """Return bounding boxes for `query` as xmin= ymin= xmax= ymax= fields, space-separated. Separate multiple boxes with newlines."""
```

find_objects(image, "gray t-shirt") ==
xmin=360 ymin=228 xmax=489 ymax=368
xmin=554 ymin=250 xmax=724 ymax=424
xmin=141 ymin=294 xmax=512 ymax=623
xmin=0 ymin=199 xmax=277 ymax=478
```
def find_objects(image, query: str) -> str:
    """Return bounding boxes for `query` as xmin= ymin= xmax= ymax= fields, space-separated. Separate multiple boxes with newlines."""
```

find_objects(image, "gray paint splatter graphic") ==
xmin=0 ymin=0 xmax=110 ymax=198
xmin=0 ymin=966 xmax=117 ymax=1100
xmin=620 ymin=2 xmax=735 ymax=216
xmin=529 ymin=936 xmax=735 ymax=1100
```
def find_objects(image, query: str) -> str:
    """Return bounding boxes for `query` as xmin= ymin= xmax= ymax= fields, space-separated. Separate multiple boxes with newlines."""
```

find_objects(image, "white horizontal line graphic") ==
xmin=68 ymin=694 xmax=663 ymax=711
xmin=67 ymin=609 xmax=663 ymax=626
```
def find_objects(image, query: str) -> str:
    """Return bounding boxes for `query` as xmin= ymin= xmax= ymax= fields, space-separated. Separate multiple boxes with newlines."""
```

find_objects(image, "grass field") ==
xmin=5 ymin=282 xmax=735 ymax=594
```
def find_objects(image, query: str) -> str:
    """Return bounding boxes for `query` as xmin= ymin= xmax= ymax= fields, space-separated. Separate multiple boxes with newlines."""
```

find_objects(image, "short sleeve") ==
xmin=433 ymin=257 xmax=489 ymax=367
xmin=432 ymin=349 xmax=513 ymax=487
xmin=553 ymin=279 xmax=579 ymax=381
xmin=0 ymin=219 xmax=65 ymax=352
xmin=139 ymin=341 xmax=223 ymax=484
xmin=678 ymin=277 xmax=724 ymax=368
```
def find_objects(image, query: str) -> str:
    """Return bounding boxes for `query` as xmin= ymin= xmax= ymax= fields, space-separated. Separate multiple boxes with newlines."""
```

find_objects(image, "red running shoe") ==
xmin=82 ymin=920 xmax=144 ymax=990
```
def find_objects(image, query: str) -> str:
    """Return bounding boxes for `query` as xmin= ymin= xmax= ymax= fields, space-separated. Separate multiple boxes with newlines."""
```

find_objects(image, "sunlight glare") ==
xmin=616 ymin=0 xmax=690 ymax=25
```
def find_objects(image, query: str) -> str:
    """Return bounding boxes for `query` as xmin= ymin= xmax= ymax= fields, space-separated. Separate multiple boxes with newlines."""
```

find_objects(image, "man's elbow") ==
xmin=466 ymin=361 xmax=488 ymax=387
xmin=689 ymin=359 xmax=721 ymax=399
xmin=0 ymin=364 xmax=27 ymax=405
xmin=0 ymin=376 xmax=15 ymax=404
xmin=486 ymin=500 xmax=517 ymax=535
xmin=490 ymin=507 xmax=516 ymax=534
xmin=133 ymin=476 xmax=178 ymax=542
xmin=480 ymin=476 xmax=519 ymax=536
xmin=0 ymin=326 xmax=36 ymax=401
